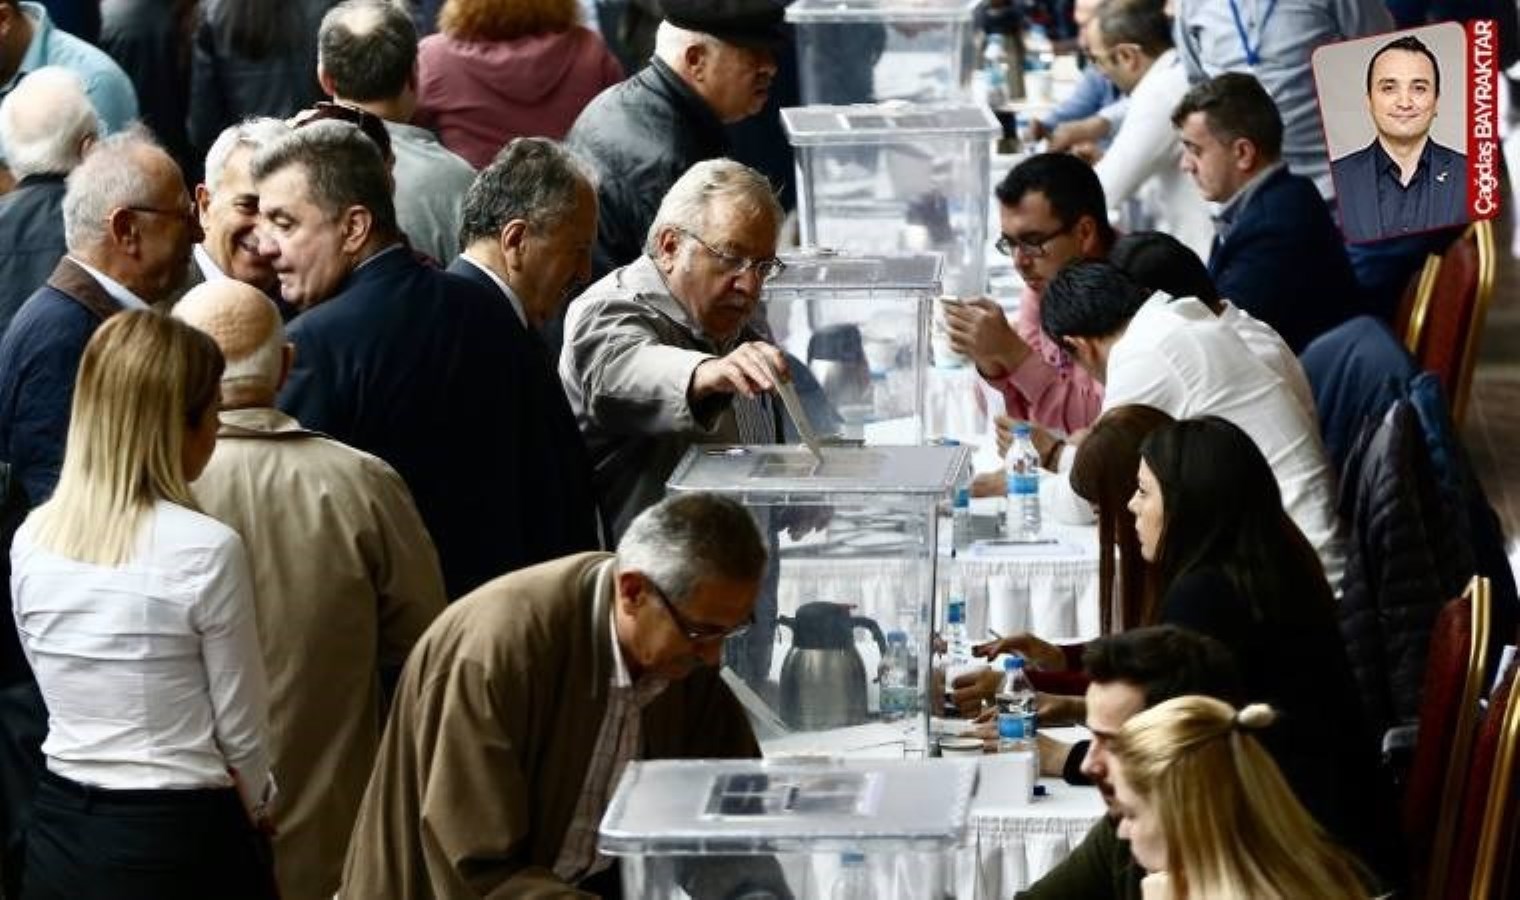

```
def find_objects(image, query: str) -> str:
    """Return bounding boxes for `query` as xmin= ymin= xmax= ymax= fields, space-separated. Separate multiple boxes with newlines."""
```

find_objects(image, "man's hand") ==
xmin=689 ymin=342 xmax=789 ymax=400
xmin=942 ymin=298 xmax=1030 ymax=378
xmin=994 ymin=416 xmax=1060 ymax=464
xmin=1036 ymin=692 xmax=1085 ymax=726
xmin=1070 ymin=142 xmax=1104 ymax=165
xmin=1048 ymin=116 xmax=1111 ymax=153
xmin=950 ymin=667 xmax=1000 ymax=718
xmin=972 ymin=632 xmax=1066 ymax=671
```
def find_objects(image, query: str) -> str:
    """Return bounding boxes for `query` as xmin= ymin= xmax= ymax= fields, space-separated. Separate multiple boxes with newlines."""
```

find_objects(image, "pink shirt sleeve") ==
xmin=982 ymin=288 xmax=1104 ymax=433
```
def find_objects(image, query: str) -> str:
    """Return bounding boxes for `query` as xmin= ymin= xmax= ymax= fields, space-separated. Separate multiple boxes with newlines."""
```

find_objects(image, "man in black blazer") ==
xmin=1331 ymin=34 xmax=1468 ymax=244
xmin=447 ymin=137 xmax=602 ymax=566
xmin=252 ymin=119 xmax=542 ymax=599
xmin=1172 ymin=73 xmax=1359 ymax=351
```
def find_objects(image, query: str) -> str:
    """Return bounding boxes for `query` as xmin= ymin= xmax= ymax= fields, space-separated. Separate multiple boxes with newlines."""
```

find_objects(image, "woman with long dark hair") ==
xmin=12 ymin=311 xmax=276 ymax=898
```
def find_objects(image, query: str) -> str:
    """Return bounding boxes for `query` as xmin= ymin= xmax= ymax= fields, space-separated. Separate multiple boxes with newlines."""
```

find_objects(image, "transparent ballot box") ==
xmin=782 ymin=104 xmax=999 ymax=298
xmin=764 ymin=250 xmax=940 ymax=444
xmin=665 ymin=444 xmax=971 ymax=759
xmin=598 ymin=758 xmax=976 ymax=899
xmin=787 ymin=0 xmax=982 ymax=105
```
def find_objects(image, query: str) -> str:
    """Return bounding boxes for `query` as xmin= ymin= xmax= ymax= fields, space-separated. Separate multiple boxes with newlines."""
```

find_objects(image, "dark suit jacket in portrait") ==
xmin=1209 ymin=166 xmax=1362 ymax=352
xmin=1332 ymin=139 xmax=1468 ymax=244
xmin=277 ymin=246 xmax=572 ymax=599
xmin=446 ymin=257 xmax=601 ymax=564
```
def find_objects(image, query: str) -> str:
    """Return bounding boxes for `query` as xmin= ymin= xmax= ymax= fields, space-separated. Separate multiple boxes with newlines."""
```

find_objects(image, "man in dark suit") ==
xmin=0 ymin=128 xmax=197 ymax=892
xmin=448 ymin=137 xmax=602 ymax=563
xmin=252 ymin=119 xmax=539 ymax=599
xmin=1172 ymin=72 xmax=1360 ymax=351
xmin=0 ymin=65 xmax=98 ymax=336
xmin=1331 ymin=34 xmax=1468 ymax=244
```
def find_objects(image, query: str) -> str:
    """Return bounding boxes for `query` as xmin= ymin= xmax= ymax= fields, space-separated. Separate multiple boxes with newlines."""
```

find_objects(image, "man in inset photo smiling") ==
xmin=1331 ymin=34 xmax=1467 ymax=243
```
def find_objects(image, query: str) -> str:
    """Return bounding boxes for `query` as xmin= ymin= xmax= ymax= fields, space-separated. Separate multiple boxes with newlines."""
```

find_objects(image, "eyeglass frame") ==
xmin=673 ymin=227 xmax=787 ymax=282
xmin=643 ymin=574 xmax=753 ymax=645
xmin=995 ymin=219 xmax=1080 ymax=260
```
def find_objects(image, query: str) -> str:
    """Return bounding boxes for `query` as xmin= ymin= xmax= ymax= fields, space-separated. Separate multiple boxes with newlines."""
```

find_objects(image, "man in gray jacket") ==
xmin=560 ymin=157 xmax=788 ymax=542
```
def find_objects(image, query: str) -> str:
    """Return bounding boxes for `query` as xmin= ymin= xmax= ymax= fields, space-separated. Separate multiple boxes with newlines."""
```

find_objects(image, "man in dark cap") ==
xmin=566 ymin=0 xmax=784 ymax=285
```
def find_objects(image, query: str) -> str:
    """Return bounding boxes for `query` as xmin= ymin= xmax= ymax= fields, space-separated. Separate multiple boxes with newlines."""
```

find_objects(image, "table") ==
xmin=960 ymin=727 xmax=1108 ymax=897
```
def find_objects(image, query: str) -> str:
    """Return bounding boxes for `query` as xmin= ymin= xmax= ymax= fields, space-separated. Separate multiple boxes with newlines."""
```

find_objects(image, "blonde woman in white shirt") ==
xmin=11 ymin=310 xmax=276 ymax=899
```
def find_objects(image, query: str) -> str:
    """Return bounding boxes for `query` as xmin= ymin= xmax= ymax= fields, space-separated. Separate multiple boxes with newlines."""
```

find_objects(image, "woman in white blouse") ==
xmin=11 ymin=311 xmax=276 ymax=899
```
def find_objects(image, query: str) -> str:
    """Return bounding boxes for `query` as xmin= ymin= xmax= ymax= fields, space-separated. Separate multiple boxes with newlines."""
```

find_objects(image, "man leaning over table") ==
xmin=1014 ymin=626 xmax=1242 ymax=900
xmin=339 ymin=492 xmax=788 ymax=900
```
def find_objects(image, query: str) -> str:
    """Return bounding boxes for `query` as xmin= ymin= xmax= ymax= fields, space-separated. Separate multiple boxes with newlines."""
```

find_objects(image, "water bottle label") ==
xmin=1008 ymin=473 xmax=1038 ymax=496
xmin=998 ymin=712 xmax=1029 ymax=740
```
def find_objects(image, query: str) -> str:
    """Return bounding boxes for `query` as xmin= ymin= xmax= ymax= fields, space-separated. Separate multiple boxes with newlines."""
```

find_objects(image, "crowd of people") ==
xmin=0 ymin=0 xmax=1506 ymax=898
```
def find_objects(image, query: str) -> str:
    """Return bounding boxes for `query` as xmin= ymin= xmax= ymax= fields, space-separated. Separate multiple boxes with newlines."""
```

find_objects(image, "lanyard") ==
xmin=1227 ymin=0 xmax=1279 ymax=66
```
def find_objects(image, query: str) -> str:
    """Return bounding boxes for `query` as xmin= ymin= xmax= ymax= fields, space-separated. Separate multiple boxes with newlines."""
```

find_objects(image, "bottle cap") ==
xmin=1004 ymin=655 xmax=1024 ymax=670
xmin=1013 ymin=423 xmax=1033 ymax=437
xmin=887 ymin=630 xmax=907 ymax=644
xmin=947 ymin=603 xmax=965 ymax=624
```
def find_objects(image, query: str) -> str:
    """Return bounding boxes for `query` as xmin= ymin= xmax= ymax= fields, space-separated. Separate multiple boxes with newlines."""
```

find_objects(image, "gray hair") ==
xmin=203 ymin=117 xmax=292 ymax=194
xmin=644 ymin=158 xmax=781 ymax=256
xmin=459 ymin=137 xmax=595 ymax=246
xmin=617 ymin=493 xmax=767 ymax=603
xmin=61 ymin=128 xmax=169 ymax=251
xmin=654 ymin=20 xmax=718 ymax=64
xmin=0 ymin=66 xmax=98 ymax=179
xmin=250 ymin=120 xmax=398 ymax=237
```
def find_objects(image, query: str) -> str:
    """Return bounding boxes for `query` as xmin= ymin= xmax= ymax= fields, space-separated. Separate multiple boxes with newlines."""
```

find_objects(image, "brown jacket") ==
xmin=193 ymin=407 xmax=447 ymax=900
xmin=338 ymin=551 xmax=759 ymax=899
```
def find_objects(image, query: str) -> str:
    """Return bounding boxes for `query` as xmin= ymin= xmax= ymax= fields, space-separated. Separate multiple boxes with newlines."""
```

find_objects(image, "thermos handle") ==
xmin=852 ymin=617 xmax=889 ymax=659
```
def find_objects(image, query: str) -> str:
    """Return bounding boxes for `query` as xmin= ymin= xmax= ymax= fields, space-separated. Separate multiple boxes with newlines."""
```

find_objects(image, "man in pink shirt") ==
xmin=944 ymin=153 xmax=1115 ymax=448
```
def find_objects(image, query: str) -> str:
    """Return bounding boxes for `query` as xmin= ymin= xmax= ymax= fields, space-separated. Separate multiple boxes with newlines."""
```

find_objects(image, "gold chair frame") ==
xmin=1401 ymin=221 xmax=1497 ymax=425
xmin=1470 ymin=642 xmax=1520 ymax=898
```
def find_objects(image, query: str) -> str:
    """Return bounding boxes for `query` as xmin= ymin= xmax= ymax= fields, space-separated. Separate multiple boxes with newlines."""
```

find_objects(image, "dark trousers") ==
xmin=22 ymin=770 xmax=276 ymax=900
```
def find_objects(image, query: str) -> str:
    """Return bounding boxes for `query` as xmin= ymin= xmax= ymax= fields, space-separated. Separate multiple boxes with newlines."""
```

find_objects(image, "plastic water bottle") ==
xmin=1006 ymin=424 xmax=1042 ymax=540
xmin=1023 ymin=25 xmax=1054 ymax=103
xmin=982 ymin=33 xmax=1010 ymax=108
xmin=951 ymin=484 xmax=972 ymax=551
xmin=945 ymin=578 xmax=970 ymax=666
xmin=879 ymin=630 xmax=914 ymax=718
xmin=831 ymin=852 xmax=876 ymax=899
xmin=997 ymin=656 xmax=1037 ymax=752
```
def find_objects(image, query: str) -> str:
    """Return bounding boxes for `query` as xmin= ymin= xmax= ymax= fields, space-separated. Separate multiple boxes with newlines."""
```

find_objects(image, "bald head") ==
xmin=174 ymin=280 xmax=290 ymax=409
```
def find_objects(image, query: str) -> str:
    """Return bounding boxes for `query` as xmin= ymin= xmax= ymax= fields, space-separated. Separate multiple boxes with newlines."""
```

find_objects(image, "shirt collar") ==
xmin=1215 ymin=161 xmax=1287 ymax=235
xmin=355 ymin=242 xmax=407 ymax=272
xmin=66 ymin=256 xmax=149 ymax=310
xmin=193 ymin=244 xmax=227 ymax=282
xmin=604 ymin=588 xmax=670 ymax=699
xmin=459 ymin=253 xmax=528 ymax=327
xmin=1373 ymin=138 xmax=1433 ymax=185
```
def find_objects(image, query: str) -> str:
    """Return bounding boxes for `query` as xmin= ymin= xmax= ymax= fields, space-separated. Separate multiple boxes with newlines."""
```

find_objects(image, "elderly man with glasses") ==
xmin=561 ymin=157 xmax=789 ymax=542
xmin=341 ymin=492 xmax=782 ymax=900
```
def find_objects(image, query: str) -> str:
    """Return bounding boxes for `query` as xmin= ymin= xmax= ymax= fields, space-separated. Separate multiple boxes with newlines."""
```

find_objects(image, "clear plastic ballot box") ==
xmin=666 ymin=444 xmax=971 ymax=760
xmin=598 ymin=757 xmax=977 ymax=899
xmin=782 ymin=103 xmax=1000 ymax=299
xmin=764 ymin=250 xmax=940 ymax=444
xmin=787 ymin=0 xmax=983 ymax=105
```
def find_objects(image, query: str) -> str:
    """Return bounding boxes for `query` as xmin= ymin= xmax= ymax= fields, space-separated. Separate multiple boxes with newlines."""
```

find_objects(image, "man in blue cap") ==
xmin=566 ymin=0 xmax=786 ymax=284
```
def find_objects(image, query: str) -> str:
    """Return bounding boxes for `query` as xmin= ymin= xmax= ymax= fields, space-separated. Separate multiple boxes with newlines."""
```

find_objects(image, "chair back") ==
xmin=1402 ymin=221 xmax=1496 ymax=424
xmin=1404 ymin=576 xmax=1491 ymax=898
xmin=1443 ymin=653 xmax=1519 ymax=898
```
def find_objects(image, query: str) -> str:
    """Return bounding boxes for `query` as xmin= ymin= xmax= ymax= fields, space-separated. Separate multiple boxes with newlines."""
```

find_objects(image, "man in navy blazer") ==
xmin=253 ymin=120 xmax=536 ymax=599
xmin=446 ymin=138 xmax=602 ymax=566
xmin=1172 ymin=73 xmax=1359 ymax=352
xmin=1331 ymin=34 xmax=1468 ymax=244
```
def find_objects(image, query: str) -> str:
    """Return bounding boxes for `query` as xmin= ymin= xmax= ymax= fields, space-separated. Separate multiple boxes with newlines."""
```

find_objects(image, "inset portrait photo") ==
xmin=1313 ymin=23 xmax=1470 ymax=244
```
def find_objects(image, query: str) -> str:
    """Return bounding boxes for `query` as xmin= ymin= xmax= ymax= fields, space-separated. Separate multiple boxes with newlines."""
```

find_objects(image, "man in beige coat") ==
xmin=175 ymin=279 xmax=448 ymax=900
xmin=339 ymin=493 xmax=781 ymax=899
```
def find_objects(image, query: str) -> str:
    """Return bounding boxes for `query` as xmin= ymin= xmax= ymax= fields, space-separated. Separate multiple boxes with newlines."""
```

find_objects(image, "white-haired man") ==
xmin=560 ymin=158 xmax=788 ymax=542
xmin=566 ymin=0 xmax=784 ymax=281
xmin=191 ymin=117 xmax=290 ymax=302
xmin=175 ymin=278 xmax=446 ymax=900
xmin=341 ymin=492 xmax=779 ymax=899
xmin=0 ymin=65 xmax=97 ymax=333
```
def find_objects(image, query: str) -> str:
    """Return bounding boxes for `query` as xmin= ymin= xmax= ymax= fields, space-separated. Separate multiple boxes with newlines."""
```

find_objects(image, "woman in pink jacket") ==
xmin=416 ymin=0 xmax=623 ymax=169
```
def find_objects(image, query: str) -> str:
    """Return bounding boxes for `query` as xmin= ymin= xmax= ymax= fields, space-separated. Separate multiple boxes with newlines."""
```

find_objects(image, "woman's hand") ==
xmin=972 ymin=633 xmax=1067 ymax=671
xmin=1036 ymin=692 xmax=1086 ymax=726
xmin=950 ymin=667 xmax=1000 ymax=718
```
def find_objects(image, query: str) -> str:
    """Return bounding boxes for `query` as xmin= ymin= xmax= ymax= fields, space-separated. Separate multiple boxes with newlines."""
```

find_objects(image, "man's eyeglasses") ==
xmin=995 ymin=221 xmax=1078 ymax=260
xmin=676 ymin=227 xmax=786 ymax=282
xmin=123 ymin=201 xmax=198 ymax=228
xmin=645 ymin=575 xmax=752 ymax=645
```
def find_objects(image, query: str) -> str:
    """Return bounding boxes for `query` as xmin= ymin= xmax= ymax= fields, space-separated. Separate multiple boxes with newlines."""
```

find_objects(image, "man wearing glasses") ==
xmin=342 ymin=492 xmax=784 ymax=900
xmin=561 ymin=158 xmax=788 ymax=543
